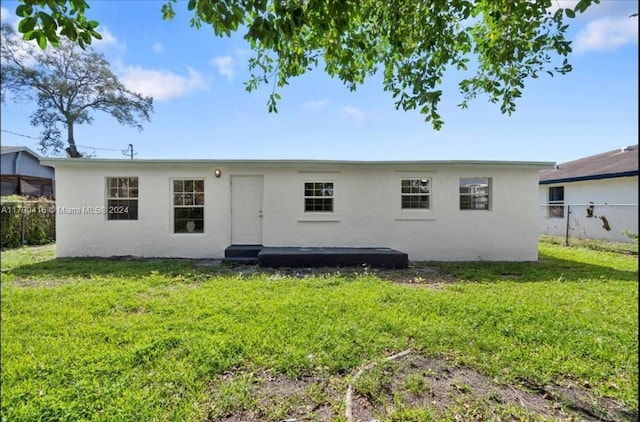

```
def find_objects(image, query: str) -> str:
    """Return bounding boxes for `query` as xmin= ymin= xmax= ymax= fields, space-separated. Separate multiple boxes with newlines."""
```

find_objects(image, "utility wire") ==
xmin=76 ymin=144 xmax=123 ymax=152
xmin=1 ymin=129 xmax=40 ymax=140
xmin=1 ymin=129 xmax=127 ymax=152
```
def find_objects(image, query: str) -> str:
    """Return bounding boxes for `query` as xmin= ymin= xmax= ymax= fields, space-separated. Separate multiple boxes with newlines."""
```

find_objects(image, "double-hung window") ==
xmin=173 ymin=179 xmax=204 ymax=233
xmin=106 ymin=177 xmax=138 ymax=220
xmin=459 ymin=177 xmax=491 ymax=210
xmin=401 ymin=178 xmax=431 ymax=209
xmin=548 ymin=186 xmax=564 ymax=218
xmin=304 ymin=182 xmax=334 ymax=212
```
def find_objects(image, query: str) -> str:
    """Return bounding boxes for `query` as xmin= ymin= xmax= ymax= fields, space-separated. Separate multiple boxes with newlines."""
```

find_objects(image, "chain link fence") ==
xmin=539 ymin=203 xmax=638 ymax=244
xmin=1 ymin=197 xmax=56 ymax=248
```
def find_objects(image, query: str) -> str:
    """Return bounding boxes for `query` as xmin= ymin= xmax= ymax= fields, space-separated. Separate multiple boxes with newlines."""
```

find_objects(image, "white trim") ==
xmin=40 ymin=157 xmax=555 ymax=170
xmin=170 ymin=177 xmax=205 ymax=234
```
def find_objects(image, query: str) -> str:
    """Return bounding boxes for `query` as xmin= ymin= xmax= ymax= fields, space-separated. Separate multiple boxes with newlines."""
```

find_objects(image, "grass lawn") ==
xmin=1 ymin=240 xmax=637 ymax=421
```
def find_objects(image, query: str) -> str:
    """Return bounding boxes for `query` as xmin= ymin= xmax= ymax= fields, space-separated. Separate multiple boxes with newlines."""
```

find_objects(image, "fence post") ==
xmin=21 ymin=203 xmax=27 ymax=245
xmin=564 ymin=204 xmax=571 ymax=246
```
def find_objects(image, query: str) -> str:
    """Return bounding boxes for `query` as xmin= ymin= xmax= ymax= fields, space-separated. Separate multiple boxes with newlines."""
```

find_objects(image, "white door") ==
xmin=231 ymin=176 xmax=263 ymax=245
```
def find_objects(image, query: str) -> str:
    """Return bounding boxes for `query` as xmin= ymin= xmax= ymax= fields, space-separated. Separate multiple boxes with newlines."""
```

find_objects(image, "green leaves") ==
xmin=267 ymin=93 xmax=280 ymax=113
xmin=161 ymin=0 xmax=176 ymax=20
xmin=14 ymin=0 xmax=600 ymax=129
xmin=15 ymin=3 xmax=34 ymax=17
xmin=14 ymin=0 xmax=99 ymax=49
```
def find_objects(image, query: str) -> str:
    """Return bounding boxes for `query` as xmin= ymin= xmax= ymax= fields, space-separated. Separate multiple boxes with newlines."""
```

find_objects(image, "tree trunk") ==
xmin=65 ymin=121 xmax=82 ymax=158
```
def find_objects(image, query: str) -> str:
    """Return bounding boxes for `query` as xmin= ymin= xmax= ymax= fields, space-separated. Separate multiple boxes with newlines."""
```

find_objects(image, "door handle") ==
xmin=258 ymin=209 xmax=263 ymax=218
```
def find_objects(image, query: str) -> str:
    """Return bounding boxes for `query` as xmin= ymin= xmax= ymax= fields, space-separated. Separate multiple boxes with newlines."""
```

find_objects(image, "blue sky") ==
xmin=1 ymin=1 xmax=638 ymax=164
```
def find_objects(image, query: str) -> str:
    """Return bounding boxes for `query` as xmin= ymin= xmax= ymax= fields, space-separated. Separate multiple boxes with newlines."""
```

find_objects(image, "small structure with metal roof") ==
xmin=1 ymin=146 xmax=55 ymax=197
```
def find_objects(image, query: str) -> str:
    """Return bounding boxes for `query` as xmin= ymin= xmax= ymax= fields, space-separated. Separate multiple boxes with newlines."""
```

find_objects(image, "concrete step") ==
xmin=257 ymin=247 xmax=408 ymax=269
xmin=224 ymin=245 xmax=263 ymax=258
xmin=223 ymin=256 xmax=258 ymax=265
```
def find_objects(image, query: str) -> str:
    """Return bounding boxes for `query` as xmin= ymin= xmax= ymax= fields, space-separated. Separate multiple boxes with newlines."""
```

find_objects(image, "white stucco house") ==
xmin=539 ymin=145 xmax=638 ymax=242
xmin=40 ymin=158 xmax=553 ymax=262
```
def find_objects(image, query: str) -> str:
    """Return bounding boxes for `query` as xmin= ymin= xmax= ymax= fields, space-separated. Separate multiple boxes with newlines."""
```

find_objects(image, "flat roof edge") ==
xmin=39 ymin=158 xmax=555 ymax=169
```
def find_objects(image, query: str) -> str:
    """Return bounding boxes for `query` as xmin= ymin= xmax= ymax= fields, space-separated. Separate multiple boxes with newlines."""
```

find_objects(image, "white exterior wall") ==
xmin=53 ymin=161 xmax=544 ymax=261
xmin=538 ymin=176 xmax=638 ymax=206
xmin=538 ymin=176 xmax=639 ymax=242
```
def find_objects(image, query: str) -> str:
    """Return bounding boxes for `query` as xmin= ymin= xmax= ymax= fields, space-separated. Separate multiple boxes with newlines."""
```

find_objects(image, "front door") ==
xmin=231 ymin=175 xmax=263 ymax=244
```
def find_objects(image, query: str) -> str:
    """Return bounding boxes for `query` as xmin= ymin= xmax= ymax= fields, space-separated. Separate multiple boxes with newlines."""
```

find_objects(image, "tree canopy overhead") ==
xmin=12 ymin=0 xmax=600 ymax=129
xmin=1 ymin=23 xmax=153 ymax=157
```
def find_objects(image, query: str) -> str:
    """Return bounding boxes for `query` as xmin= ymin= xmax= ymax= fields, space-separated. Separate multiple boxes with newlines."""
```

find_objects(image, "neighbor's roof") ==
xmin=39 ymin=157 xmax=554 ymax=170
xmin=539 ymin=145 xmax=638 ymax=185
xmin=0 ymin=146 xmax=42 ymax=158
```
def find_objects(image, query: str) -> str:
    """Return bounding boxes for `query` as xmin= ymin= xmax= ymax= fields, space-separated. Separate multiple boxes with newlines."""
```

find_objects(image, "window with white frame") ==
xmin=459 ymin=177 xmax=491 ymax=210
xmin=401 ymin=178 xmax=431 ymax=209
xmin=173 ymin=179 xmax=204 ymax=233
xmin=106 ymin=177 xmax=138 ymax=220
xmin=304 ymin=182 xmax=334 ymax=212
xmin=548 ymin=186 xmax=564 ymax=218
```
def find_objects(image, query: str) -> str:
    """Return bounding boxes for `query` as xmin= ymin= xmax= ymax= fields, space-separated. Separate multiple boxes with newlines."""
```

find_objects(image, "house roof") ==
xmin=0 ymin=146 xmax=42 ymax=159
xmin=39 ymin=157 xmax=554 ymax=171
xmin=539 ymin=145 xmax=638 ymax=185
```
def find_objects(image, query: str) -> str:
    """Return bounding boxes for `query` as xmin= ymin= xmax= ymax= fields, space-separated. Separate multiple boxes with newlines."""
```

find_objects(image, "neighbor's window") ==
xmin=106 ymin=177 xmax=138 ymax=220
xmin=304 ymin=182 xmax=334 ymax=212
xmin=401 ymin=178 xmax=431 ymax=209
xmin=548 ymin=186 xmax=564 ymax=218
xmin=173 ymin=179 xmax=204 ymax=233
xmin=459 ymin=177 xmax=491 ymax=210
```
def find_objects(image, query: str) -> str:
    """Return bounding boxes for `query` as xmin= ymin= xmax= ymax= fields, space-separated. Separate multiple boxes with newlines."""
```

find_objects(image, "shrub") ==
xmin=0 ymin=195 xmax=56 ymax=249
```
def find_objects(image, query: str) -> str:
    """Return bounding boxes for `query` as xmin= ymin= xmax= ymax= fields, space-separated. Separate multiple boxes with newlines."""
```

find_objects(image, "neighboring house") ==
xmin=1 ymin=146 xmax=55 ymax=198
xmin=539 ymin=145 xmax=638 ymax=242
xmin=40 ymin=158 xmax=552 ymax=261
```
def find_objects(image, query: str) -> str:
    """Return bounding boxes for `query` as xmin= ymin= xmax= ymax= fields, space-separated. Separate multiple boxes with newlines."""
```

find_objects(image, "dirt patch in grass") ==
xmin=202 ymin=354 xmax=637 ymax=422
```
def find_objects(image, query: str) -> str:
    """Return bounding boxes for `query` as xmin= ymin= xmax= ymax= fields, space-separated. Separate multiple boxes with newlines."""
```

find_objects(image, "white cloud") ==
xmin=0 ymin=6 xmax=9 ymax=20
xmin=304 ymin=99 xmax=330 ymax=112
xmin=574 ymin=17 xmax=638 ymax=53
xmin=0 ymin=7 xmax=18 ymax=25
xmin=0 ymin=19 xmax=39 ymax=67
xmin=93 ymin=27 xmax=118 ymax=46
xmin=547 ymin=1 xmax=580 ymax=14
xmin=211 ymin=55 xmax=235 ymax=81
xmin=92 ymin=26 xmax=126 ymax=54
xmin=152 ymin=42 xmax=164 ymax=54
xmin=120 ymin=66 xmax=208 ymax=101
xmin=340 ymin=106 xmax=366 ymax=125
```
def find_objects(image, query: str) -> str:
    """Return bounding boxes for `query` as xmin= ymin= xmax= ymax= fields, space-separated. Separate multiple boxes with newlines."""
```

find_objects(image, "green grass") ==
xmin=539 ymin=234 xmax=638 ymax=255
xmin=1 ymin=242 xmax=638 ymax=421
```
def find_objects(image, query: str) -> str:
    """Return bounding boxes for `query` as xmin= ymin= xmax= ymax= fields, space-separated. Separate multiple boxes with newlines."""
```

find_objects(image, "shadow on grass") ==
xmin=429 ymin=251 xmax=638 ymax=283
xmin=3 ymin=251 xmax=638 ymax=284
xmin=2 ymin=256 xmax=241 ymax=280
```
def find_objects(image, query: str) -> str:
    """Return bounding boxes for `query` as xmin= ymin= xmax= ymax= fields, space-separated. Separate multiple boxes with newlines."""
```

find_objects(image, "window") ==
xmin=401 ymin=178 xmax=430 ymax=209
xmin=459 ymin=177 xmax=490 ymax=210
xmin=106 ymin=177 xmax=138 ymax=220
xmin=304 ymin=182 xmax=334 ymax=212
xmin=548 ymin=186 xmax=564 ymax=218
xmin=173 ymin=179 xmax=204 ymax=233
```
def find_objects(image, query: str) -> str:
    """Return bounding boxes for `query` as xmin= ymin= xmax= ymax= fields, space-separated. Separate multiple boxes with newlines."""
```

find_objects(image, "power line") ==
xmin=76 ymin=144 xmax=123 ymax=152
xmin=1 ymin=129 xmax=129 ymax=153
xmin=1 ymin=129 xmax=40 ymax=140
